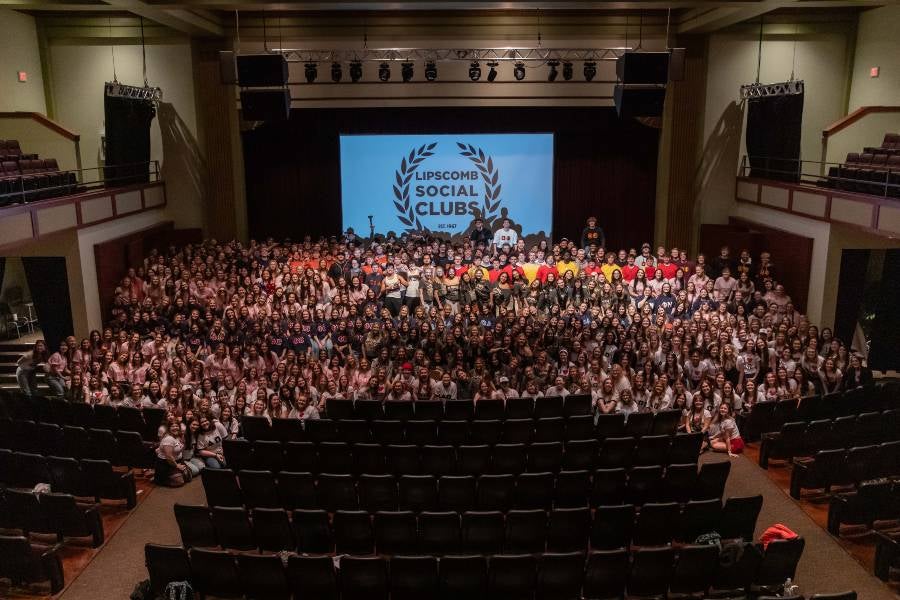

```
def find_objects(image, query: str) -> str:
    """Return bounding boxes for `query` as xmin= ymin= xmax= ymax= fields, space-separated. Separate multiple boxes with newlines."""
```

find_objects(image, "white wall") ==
xmin=0 ymin=8 xmax=46 ymax=113
xmin=47 ymin=41 xmax=204 ymax=229
xmin=848 ymin=5 xmax=900 ymax=111
xmin=698 ymin=23 xmax=854 ymax=225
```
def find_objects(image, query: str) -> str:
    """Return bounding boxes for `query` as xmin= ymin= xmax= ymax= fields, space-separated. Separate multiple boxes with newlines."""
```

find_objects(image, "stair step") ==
xmin=0 ymin=343 xmax=32 ymax=353
xmin=0 ymin=365 xmax=16 ymax=374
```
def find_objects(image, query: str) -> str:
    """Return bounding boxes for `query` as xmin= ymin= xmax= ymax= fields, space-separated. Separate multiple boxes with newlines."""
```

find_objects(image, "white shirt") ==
xmin=492 ymin=227 xmax=518 ymax=248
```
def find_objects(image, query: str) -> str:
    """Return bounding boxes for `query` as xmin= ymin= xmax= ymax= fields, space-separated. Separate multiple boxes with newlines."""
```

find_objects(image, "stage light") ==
xmin=584 ymin=61 xmax=597 ymax=81
xmin=513 ymin=61 xmax=525 ymax=81
xmin=304 ymin=62 xmax=318 ymax=83
xmin=547 ymin=60 xmax=559 ymax=82
xmin=562 ymin=61 xmax=573 ymax=81
xmin=424 ymin=60 xmax=438 ymax=81
xmin=487 ymin=61 xmax=498 ymax=82
xmin=401 ymin=61 xmax=414 ymax=82
xmin=331 ymin=62 xmax=342 ymax=82
xmin=378 ymin=62 xmax=391 ymax=82
xmin=349 ymin=61 xmax=363 ymax=82
xmin=469 ymin=61 xmax=481 ymax=81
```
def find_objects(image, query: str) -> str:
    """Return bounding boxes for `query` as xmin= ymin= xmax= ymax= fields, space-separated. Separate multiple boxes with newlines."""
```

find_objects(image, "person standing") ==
xmin=469 ymin=218 xmax=493 ymax=248
xmin=581 ymin=216 xmax=605 ymax=251
xmin=492 ymin=218 xmax=518 ymax=253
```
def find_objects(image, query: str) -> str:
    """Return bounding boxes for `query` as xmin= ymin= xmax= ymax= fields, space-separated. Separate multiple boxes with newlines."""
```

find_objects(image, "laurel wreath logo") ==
xmin=457 ymin=142 xmax=501 ymax=228
xmin=393 ymin=143 xmax=437 ymax=232
xmin=392 ymin=141 xmax=502 ymax=234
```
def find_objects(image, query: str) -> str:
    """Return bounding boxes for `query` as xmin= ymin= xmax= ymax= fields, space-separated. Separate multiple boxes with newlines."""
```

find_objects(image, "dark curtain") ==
xmin=21 ymin=257 xmax=73 ymax=351
xmin=242 ymin=107 xmax=660 ymax=248
xmin=746 ymin=93 xmax=804 ymax=181
xmin=833 ymin=249 xmax=870 ymax=348
xmin=104 ymin=94 xmax=156 ymax=186
xmin=869 ymin=249 xmax=900 ymax=371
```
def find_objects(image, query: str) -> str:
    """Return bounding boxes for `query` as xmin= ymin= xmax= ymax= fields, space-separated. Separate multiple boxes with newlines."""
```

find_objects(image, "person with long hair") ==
xmin=16 ymin=339 xmax=50 ymax=396
xmin=708 ymin=402 xmax=744 ymax=456
xmin=154 ymin=421 xmax=190 ymax=487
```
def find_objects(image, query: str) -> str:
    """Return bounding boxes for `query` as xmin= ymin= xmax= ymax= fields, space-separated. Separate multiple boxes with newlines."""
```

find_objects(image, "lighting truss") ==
xmin=104 ymin=81 xmax=163 ymax=102
xmin=740 ymin=80 xmax=804 ymax=99
xmin=274 ymin=47 xmax=631 ymax=64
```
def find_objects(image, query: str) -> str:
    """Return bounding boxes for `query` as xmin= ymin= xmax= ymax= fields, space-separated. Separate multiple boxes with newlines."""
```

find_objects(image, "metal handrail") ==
xmin=739 ymin=155 xmax=900 ymax=199
xmin=0 ymin=161 xmax=161 ymax=206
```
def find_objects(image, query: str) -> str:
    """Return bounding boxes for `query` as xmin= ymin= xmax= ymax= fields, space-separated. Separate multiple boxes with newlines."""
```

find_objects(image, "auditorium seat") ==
xmin=536 ymin=551 xmax=584 ymax=600
xmin=340 ymin=555 xmax=388 ymax=600
xmin=391 ymin=555 xmax=438 ymax=600
xmin=189 ymin=548 xmax=241 ymax=599
xmin=144 ymin=543 xmax=190 ymax=597
xmin=0 ymin=534 xmax=64 ymax=593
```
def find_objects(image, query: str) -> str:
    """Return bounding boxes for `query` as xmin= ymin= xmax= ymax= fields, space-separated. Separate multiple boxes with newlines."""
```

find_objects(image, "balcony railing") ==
xmin=739 ymin=155 xmax=900 ymax=199
xmin=0 ymin=161 xmax=161 ymax=208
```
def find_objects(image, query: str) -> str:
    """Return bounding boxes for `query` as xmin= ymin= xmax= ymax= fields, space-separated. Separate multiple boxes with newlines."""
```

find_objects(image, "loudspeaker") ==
xmin=240 ymin=89 xmax=290 ymax=121
xmin=236 ymin=54 xmax=289 ymax=87
xmin=613 ymin=84 xmax=666 ymax=118
xmin=219 ymin=51 xmax=236 ymax=84
xmin=668 ymin=48 xmax=686 ymax=82
xmin=616 ymin=51 xmax=670 ymax=84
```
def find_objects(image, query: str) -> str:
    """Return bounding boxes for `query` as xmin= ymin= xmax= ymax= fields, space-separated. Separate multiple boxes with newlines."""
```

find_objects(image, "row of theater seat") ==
xmin=0 ymin=422 xmax=155 ymax=471
xmin=200 ymin=461 xmax=731 ymax=512
xmin=144 ymin=541 xmax=817 ymax=600
xmin=0 ymin=139 xmax=37 ymax=160
xmin=324 ymin=395 xmax=595 ymax=421
xmin=0 ymin=158 xmax=77 ymax=205
xmin=828 ymin=479 xmax=900 ymax=535
xmin=220 ymin=434 xmax=705 ymax=476
xmin=241 ymin=411 xmax=684 ymax=445
xmin=875 ymin=529 xmax=900 ymax=583
xmin=759 ymin=411 xmax=900 ymax=467
xmin=823 ymin=134 xmax=900 ymax=196
xmin=0 ymin=451 xmax=138 ymax=508
xmin=864 ymin=133 xmax=900 ymax=154
xmin=0 ymin=488 xmax=104 ymax=548
xmin=790 ymin=442 xmax=900 ymax=499
xmin=176 ymin=497 xmax=761 ymax=555
xmin=0 ymin=394 xmax=167 ymax=442
xmin=742 ymin=383 xmax=899 ymax=439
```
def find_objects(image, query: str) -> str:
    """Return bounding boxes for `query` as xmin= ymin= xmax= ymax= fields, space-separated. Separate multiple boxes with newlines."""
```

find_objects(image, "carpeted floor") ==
xmin=56 ymin=480 xmax=205 ymax=600
xmin=48 ymin=454 xmax=898 ymax=600
xmin=718 ymin=451 xmax=898 ymax=599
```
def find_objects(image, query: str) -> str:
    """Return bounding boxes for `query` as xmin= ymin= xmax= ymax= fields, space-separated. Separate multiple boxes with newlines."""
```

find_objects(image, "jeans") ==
xmin=203 ymin=456 xmax=225 ymax=469
xmin=46 ymin=374 xmax=66 ymax=397
xmin=187 ymin=457 xmax=204 ymax=475
xmin=16 ymin=366 xmax=37 ymax=396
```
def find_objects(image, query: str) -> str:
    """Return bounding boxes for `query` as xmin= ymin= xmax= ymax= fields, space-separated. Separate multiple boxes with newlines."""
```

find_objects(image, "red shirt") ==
xmin=536 ymin=264 xmax=559 ymax=283
xmin=582 ymin=264 xmax=601 ymax=278
xmin=621 ymin=265 xmax=639 ymax=282
xmin=643 ymin=265 xmax=656 ymax=280
xmin=658 ymin=262 xmax=679 ymax=279
xmin=502 ymin=264 xmax=525 ymax=280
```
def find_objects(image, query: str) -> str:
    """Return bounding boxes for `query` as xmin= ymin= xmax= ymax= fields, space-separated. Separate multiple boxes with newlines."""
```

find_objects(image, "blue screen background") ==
xmin=340 ymin=133 xmax=553 ymax=239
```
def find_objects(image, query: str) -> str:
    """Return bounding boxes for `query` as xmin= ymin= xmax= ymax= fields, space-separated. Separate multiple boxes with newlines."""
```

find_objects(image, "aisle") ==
xmin=58 ymin=480 xmax=205 ymax=600
xmin=721 ymin=453 xmax=896 ymax=599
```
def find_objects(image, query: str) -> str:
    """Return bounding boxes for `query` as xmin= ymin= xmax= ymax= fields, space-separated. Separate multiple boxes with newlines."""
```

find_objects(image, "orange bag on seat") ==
xmin=759 ymin=523 xmax=798 ymax=549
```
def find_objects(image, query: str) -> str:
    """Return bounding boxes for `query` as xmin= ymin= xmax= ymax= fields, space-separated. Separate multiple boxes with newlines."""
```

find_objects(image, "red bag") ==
xmin=759 ymin=523 xmax=798 ymax=549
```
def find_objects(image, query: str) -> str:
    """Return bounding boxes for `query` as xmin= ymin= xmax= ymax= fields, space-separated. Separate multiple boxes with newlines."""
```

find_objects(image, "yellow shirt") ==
xmin=600 ymin=263 xmax=621 ymax=282
xmin=557 ymin=260 xmax=579 ymax=277
xmin=521 ymin=262 xmax=541 ymax=283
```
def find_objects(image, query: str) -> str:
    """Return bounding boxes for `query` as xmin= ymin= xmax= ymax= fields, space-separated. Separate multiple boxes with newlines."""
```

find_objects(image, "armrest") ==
xmin=84 ymin=505 xmax=105 ymax=547
xmin=40 ymin=543 xmax=65 ymax=594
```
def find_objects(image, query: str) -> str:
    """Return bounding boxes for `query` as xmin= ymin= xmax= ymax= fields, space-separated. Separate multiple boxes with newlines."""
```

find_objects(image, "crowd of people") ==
xmin=15 ymin=216 xmax=874 ymax=485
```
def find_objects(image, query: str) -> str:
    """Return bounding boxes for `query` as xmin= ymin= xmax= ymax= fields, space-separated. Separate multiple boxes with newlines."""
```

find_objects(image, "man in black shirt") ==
xmin=581 ymin=216 xmax=605 ymax=251
xmin=469 ymin=218 xmax=493 ymax=248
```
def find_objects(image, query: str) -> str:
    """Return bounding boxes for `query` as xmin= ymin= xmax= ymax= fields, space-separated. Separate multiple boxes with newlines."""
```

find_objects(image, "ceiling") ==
xmin=1 ymin=0 xmax=883 ymax=37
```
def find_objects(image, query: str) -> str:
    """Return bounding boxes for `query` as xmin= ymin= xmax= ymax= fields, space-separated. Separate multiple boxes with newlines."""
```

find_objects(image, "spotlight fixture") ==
xmin=583 ymin=61 xmax=597 ymax=82
xmin=487 ymin=61 xmax=499 ymax=82
xmin=547 ymin=60 xmax=559 ymax=82
xmin=330 ymin=62 xmax=342 ymax=82
xmin=468 ymin=61 xmax=482 ymax=81
xmin=349 ymin=61 xmax=363 ymax=82
xmin=424 ymin=60 xmax=438 ymax=81
xmin=378 ymin=62 xmax=391 ymax=82
xmin=513 ymin=61 xmax=526 ymax=81
xmin=562 ymin=61 xmax=573 ymax=81
xmin=401 ymin=61 xmax=414 ymax=82
xmin=304 ymin=62 xmax=318 ymax=83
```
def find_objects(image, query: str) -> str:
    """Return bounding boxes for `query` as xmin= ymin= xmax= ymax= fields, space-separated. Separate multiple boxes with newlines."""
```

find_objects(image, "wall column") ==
xmin=192 ymin=39 xmax=247 ymax=242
